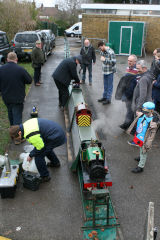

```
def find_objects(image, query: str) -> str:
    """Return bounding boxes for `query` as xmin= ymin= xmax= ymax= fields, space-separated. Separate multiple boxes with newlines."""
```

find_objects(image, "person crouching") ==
xmin=9 ymin=118 xmax=66 ymax=182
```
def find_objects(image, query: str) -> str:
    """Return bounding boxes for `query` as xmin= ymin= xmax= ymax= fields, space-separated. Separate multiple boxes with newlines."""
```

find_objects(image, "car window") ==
xmin=0 ymin=34 xmax=7 ymax=46
xmin=15 ymin=34 xmax=38 ymax=43
xmin=74 ymin=26 xmax=79 ymax=30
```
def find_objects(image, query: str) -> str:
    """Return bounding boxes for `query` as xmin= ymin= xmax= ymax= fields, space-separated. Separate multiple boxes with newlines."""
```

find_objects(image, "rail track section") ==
xmin=64 ymin=83 xmax=119 ymax=240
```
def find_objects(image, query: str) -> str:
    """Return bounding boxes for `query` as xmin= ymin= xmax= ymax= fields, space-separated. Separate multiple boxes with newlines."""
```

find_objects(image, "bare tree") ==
xmin=0 ymin=0 xmax=37 ymax=40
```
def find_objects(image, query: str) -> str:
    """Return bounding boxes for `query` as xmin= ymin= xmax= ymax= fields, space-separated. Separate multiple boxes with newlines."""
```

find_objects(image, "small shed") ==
xmin=108 ymin=21 xmax=146 ymax=56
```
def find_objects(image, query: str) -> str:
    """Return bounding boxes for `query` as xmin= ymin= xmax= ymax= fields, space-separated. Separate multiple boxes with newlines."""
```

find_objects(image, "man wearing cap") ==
xmin=52 ymin=55 xmax=81 ymax=109
xmin=31 ymin=40 xmax=44 ymax=86
xmin=127 ymin=102 xmax=160 ymax=173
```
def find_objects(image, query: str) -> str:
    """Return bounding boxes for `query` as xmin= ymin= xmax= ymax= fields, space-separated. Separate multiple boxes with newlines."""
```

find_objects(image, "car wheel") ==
xmin=70 ymin=33 xmax=75 ymax=37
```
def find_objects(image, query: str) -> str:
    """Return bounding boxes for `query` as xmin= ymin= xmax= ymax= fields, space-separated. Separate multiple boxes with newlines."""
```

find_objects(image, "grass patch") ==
xmin=0 ymin=62 xmax=33 ymax=154
xmin=19 ymin=62 xmax=34 ymax=94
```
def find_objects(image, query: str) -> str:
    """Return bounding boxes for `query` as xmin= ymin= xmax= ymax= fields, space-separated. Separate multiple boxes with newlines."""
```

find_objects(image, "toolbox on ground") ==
xmin=22 ymin=171 xmax=40 ymax=191
xmin=0 ymin=154 xmax=19 ymax=199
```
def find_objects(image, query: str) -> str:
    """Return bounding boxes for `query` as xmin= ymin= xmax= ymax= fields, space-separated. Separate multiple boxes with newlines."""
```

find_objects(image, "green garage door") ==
xmin=108 ymin=21 xmax=146 ymax=56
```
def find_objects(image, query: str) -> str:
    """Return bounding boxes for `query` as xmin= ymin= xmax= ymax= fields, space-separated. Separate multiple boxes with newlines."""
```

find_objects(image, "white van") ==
xmin=64 ymin=22 xmax=82 ymax=37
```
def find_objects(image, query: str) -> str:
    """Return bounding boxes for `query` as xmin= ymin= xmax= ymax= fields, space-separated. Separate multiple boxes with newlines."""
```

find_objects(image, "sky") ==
xmin=22 ymin=0 xmax=57 ymax=7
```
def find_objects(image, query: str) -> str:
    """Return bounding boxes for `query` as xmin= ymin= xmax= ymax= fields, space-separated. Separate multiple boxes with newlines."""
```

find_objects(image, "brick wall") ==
xmin=82 ymin=14 xmax=160 ymax=53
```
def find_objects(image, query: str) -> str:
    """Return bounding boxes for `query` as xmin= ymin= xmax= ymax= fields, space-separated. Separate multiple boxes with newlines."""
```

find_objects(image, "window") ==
xmin=132 ymin=10 xmax=148 ymax=15
xmin=74 ymin=26 xmax=79 ymax=30
xmin=15 ymin=34 xmax=38 ymax=43
xmin=0 ymin=34 xmax=4 ymax=46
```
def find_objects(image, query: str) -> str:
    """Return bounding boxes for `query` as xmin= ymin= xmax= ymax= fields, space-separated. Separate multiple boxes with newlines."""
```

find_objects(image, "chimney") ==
xmin=41 ymin=3 xmax=43 ymax=10
xmin=55 ymin=4 xmax=58 ymax=9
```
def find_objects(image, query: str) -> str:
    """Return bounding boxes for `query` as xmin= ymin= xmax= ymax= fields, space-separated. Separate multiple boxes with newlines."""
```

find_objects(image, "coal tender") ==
xmin=0 ymin=153 xmax=19 ymax=198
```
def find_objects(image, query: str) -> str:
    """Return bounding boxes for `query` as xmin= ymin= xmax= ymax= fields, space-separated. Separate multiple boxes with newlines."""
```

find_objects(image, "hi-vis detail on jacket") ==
xmin=23 ymin=118 xmax=44 ymax=150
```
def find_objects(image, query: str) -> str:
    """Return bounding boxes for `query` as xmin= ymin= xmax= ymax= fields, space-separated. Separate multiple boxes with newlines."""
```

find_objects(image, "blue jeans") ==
xmin=35 ymin=137 xmax=66 ymax=177
xmin=5 ymin=103 xmax=24 ymax=126
xmin=82 ymin=64 xmax=92 ymax=83
xmin=103 ymin=73 xmax=113 ymax=100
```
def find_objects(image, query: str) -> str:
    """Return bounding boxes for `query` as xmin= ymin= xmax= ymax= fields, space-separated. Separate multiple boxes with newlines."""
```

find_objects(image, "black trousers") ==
xmin=34 ymin=67 xmax=41 ymax=84
xmin=54 ymin=79 xmax=69 ymax=107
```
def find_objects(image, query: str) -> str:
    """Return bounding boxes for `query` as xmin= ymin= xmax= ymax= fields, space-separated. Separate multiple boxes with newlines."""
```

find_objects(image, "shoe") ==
xmin=39 ymin=81 xmax=43 ymax=84
xmin=119 ymin=123 xmax=130 ymax=130
xmin=89 ymin=82 xmax=92 ymax=86
xmin=97 ymin=98 xmax=106 ymax=102
xmin=47 ymin=161 xmax=61 ymax=168
xmin=128 ymin=140 xmax=139 ymax=147
xmin=102 ymin=100 xmax=111 ymax=105
xmin=134 ymin=156 xmax=140 ymax=162
xmin=80 ymin=80 xmax=85 ymax=84
xmin=35 ymin=83 xmax=41 ymax=86
xmin=14 ymin=140 xmax=21 ymax=145
xmin=14 ymin=139 xmax=26 ymax=145
xmin=40 ymin=176 xmax=51 ymax=183
xmin=131 ymin=167 xmax=143 ymax=173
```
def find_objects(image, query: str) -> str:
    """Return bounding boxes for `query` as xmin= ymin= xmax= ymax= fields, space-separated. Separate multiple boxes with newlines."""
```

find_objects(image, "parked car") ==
xmin=41 ymin=29 xmax=55 ymax=49
xmin=0 ymin=31 xmax=10 ymax=65
xmin=11 ymin=30 xmax=51 ymax=61
xmin=64 ymin=22 xmax=82 ymax=37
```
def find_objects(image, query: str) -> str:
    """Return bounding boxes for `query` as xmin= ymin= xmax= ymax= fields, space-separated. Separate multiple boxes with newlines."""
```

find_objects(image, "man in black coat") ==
xmin=0 ymin=52 xmax=32 ymax=128
xmin=80 ymin=39 xmax=96 ymax=86
xmin=52 ymin=55 xmax=81 ymax=108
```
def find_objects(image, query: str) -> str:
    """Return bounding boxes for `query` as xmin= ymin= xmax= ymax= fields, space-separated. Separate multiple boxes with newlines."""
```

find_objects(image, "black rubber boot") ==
xmin=131 ymin=167 xmax=143 ymax=173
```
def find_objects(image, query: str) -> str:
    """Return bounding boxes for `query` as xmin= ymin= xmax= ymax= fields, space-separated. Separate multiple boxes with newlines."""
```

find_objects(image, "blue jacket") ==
xmin=152 ymin=75 xmax=160 ymax=102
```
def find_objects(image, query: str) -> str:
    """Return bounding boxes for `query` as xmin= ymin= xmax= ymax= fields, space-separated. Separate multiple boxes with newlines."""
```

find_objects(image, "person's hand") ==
xmin=152 ymin=80 xmax=156 ymax=85
xmin=136 ymin=110 xmax=141 ymax=116
xmin=100 ymin=56 xmax=105 ymax=62
xmin=27 ymin=156 xmax=32 ymax=162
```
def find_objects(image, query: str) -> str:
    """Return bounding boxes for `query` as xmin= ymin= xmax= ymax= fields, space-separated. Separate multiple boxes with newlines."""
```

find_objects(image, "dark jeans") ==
xmin=82 ymin=63 xmax=92 ymax=83
xmin=54 ymin=79 xmax=69 ymax=107
xmin=35 ymin=138 xmax=65 ymax=177
xmin=103 ymin=73 xmax=114 ymax=100
xmin=5 ymin=102 xmax=24 ymax=126
xmin=124 ymin=100 xmax=134 ymax=125
xmin=154 ymin=99 xmax=160 ymax=114
xmin=34 ymin=67 xmax=41 ymax=84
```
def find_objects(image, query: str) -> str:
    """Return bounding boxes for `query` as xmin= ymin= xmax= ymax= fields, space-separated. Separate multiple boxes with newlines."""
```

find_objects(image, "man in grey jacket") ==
xmin=132 ymin=60 xmax=153 ymax=115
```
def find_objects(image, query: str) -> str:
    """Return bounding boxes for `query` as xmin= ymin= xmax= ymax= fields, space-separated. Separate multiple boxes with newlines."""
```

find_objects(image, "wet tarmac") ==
xmin=0 ymin=37 xmax=160 ymax=240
